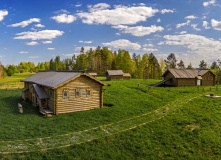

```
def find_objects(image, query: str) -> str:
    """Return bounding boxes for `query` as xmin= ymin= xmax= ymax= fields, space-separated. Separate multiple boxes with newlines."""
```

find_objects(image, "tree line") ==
xmin=1 ymin=46 xmax=221 ymax=82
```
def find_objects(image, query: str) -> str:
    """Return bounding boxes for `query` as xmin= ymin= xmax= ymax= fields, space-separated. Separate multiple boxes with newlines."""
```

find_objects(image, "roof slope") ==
xmin=33 ymin=84 xmax=49 ymax=99
xmin=107 ymin=70 xmax=124 ymax=76
xmin=163 ymin=69 xmax=215 ymax=78
xmin=21 ymin=71 xmax=108 ymax=88
xmin=123 ymin=73 xmax=131 ymax=77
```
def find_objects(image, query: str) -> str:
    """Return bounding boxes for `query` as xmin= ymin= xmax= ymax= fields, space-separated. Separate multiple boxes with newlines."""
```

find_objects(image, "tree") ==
xmin=199 ymin=60 xmax=207 ymax=69
xmin=141 ymin=54 xmax=149 ymax=79
xmin=211 ymin=61 xmax=219 ymax=70
xmin=177 ymin=60 xmax=185 ymax=69
xmin=187 ymin=63 xmax=193 ymax=69
xmin=0 ymin=62 xmax=4 ymax=77
xmin=159 ymin=58 xmax=166 ymax=78
xmin=148 ymin=53 xmax=159 ymax=79
xmin=164 ymin=53 xmax=177 ymax=68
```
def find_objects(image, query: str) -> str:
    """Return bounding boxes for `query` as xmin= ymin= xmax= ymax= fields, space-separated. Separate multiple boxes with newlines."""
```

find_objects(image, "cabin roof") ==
xmin=21 ymin=71 xmax=107 ymax=88
xmin=107 ymin=70 xmax=124 ymax=76
xmin=88 ymin=73 xmax=97 ymax=76
xmin=162 ymin=69 xmax=215 ymax=78
xmin=123 ymin=73 xmax=131 ymax=77
xmin=33 ymin=84 xmax=49 ymax=99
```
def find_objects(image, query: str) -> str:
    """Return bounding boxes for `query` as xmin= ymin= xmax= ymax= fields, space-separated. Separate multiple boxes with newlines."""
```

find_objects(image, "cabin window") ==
xmin=86 ymin=88 xmax=92 ymax=97
xmin=75 ymin=89 xmax=81 ymax=98
xmin=63 ymin=89 xmax=70 ymax=99
xmin=48 ymin=90 xmax=54 ymax=97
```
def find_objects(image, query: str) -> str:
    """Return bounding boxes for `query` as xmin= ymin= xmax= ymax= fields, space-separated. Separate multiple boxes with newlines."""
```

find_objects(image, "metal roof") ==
xmin=21 ymin=71 xmax=83 ymax=88
xmin=123 ymin=73 xmax=131 ymax=77
xmin=163 ymin=69 xmax=214 ymax=78
xmin=33 ymin=84 xmax=49 ymax=99
xmin=107 ymin=70 xmax=124 ymax=76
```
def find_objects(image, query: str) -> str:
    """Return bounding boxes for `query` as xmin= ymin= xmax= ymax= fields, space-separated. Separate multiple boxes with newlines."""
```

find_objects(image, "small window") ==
xmin=75 ymin=89 xmax=81 ymax=98
xmin=63 ymin=89 xmax=69 ymax=99
xmin=48 ymin=90 xmax=54 ymax=97
xmin=86 ymin=88 xmax=91 ymax=97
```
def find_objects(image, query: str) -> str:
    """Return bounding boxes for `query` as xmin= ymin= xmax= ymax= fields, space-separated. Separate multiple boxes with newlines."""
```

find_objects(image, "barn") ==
xmin=162 ymin=69 xmax=216 ymax=87
xmin=88 ymin=72 xmax=97 ymax=78
xmin=21 ymin=71 xmax=108 ymax=115
xmin=106 ymin=70 xmax=131 ymax=80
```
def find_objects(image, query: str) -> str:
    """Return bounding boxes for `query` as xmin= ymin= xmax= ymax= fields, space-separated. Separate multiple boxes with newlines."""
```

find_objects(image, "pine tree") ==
xmin=165 ymin=53 xmax=177 ymax=68
xmin=177 ymin=60 xmax=185 ymax=69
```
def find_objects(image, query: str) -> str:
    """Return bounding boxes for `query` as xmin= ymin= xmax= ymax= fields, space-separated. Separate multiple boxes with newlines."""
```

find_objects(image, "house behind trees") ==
xmin=162 ymin=69 xmax=216 ymax=86
xmin=21 ymin=71 xmax=108 ymax=115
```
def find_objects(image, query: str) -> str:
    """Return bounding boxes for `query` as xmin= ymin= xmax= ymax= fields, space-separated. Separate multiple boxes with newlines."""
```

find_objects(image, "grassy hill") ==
xmin=0 ymin=73 xmax=221 ymax=159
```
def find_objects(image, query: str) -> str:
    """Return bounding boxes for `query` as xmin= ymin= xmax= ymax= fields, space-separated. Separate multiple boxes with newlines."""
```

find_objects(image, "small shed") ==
xmin=162 ymin=69 xmax=216 ymax=86
xmin=66 ymin=65 xmax=73 ymax=71
xmin=123 ymin=73 xmax=131 ymax=80
xmin=88 ymin=72 xmax=97 ymax=77
xmin=106 ymin=70 xmax=124 ymax=80
xmin=21 ymin=71 xmax=108 ymax=115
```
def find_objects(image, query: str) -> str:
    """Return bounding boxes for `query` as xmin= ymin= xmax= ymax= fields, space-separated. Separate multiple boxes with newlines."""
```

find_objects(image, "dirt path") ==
xmin=0 ymin=94 xmax=202 ymax=154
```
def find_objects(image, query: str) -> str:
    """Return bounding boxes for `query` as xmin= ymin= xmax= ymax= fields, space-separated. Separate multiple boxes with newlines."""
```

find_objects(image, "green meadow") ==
xmin=0 ymin=73 xmax=221 ymax=159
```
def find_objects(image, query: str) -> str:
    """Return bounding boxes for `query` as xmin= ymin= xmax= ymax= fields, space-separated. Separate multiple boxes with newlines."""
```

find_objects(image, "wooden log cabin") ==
xmin=162 ymin=69 xmax=216 ymax=87
xmin=21 ymin=71 xmax=108 ymax=115
xmin=106 ymin=70 xmax=131 ymax=80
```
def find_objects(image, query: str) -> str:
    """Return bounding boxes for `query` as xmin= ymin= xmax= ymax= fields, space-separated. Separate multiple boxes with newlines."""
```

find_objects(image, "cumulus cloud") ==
xmin=42 ymin=41 xmax=52 ymax=44
xmin=191 ymin=24 xmax=201 ymax=31
xmin=203 ymin=21 xmax=210 ymax=29
xmin=19 ymin=51 xmax=29 ymax=54
xmin=79 ymin=40 xmax=93 ymax=43
xmin=112 ymin=25 xmax=164 ymax=36
xmin=35 ymin=24 xmax=45 ymax=28
xmin=143 ymin=48 xmax=158 ymax=52
xmin=161 ymin=34 xmax=221 ymax=63
xmin=77 ymin=5 xmax=159 ymax=25
xmin=28 ymin=56 xmax=39 ymax=59
xmin=51 ymin=14 xmax=77 ymax=23
xmin=8 ymin=18 xmax=40 ymax=27
xmin=143 ymin=44 xmax=154 ymax=47
xmin=75 ymin=4 xmax=82 ymax=7
xmin=211 ymin=19 xmax=221 ymax=30
xmin=0 ymin=10 xmax=8 ymax=21
xmin=103 ymin=39 xmax=141 ymax=50
xmin=157 ymin=18 xmax=161 ymax=22
xmin=161 ymin=9 xmax=174 ymax=14
xmin=48 ymin=48 xmax=55 ymax=50
xmin=14 ymin=30 xmax=64 ymax=40
xmin=176 ymin=20 xmax=191 ymax=28
xmin=185 ymin=15 xmax=197 ymax=19
xmin=203 ymin=0 xmax=216 ymax=6
xmin=26 ymin=41 xmax=39 ymax=45
xmin=180 ymin=31 xmax=187 ymax=34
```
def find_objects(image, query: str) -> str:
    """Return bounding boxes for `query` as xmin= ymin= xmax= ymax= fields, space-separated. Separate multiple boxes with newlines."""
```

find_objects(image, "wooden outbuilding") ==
xmin=106 ymin=70 xmax=124 ymax=80
xmin=162 ymin=69 xmax=216 ymax=86
xmin=88 ymin=72 xmax=97 ymax=77
xmin=123 ymin=73 xmax=131 ymax=80
xmin=21 ymin=71 xmax=108 ymax=115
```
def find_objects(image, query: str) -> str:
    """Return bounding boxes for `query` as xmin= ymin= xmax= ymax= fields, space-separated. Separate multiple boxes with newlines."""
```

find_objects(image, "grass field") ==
xmin=0 ymin=73 xmax=221 ymax=159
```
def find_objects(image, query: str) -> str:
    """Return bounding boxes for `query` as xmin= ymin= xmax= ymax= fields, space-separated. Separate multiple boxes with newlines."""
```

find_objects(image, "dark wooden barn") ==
xmin=106 ymin=70 xmax=131 ymax=80
xmin=162 ymin=69 xmax=216 ymax=87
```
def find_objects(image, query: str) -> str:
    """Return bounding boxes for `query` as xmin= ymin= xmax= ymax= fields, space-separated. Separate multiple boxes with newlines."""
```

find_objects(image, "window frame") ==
xmin=62 ymin=88 xmax=70 ymax=99
xmin=75 ymin=88 xmax=81 ymax=98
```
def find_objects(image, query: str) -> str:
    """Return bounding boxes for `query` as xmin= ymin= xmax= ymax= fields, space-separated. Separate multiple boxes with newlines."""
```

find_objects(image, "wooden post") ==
xmin=100 ymin=86 xmax=103 ymax=108
xmin=137 ymin=83 xmax=139 ymax=87
xmin=55 ymin=89 xmax=58 ymax=115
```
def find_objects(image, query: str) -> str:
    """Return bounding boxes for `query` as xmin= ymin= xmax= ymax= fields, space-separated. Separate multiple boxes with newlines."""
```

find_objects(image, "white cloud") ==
xmin=203 ymin=0 xmax=216 ymax=6
xmin=62 ymin=53 xmax=79 ymax=57
xmin=75 ymin=4 xmax=82 ymax=7
xmin=191 ymin=24 xmax=201 ymax=31
xmin=48 ymin=48 xmax=55 ymax=50
xmin=26 ymin=41 xmax=39 ymax=45
xmin=42 ymin=41 xmax=52 ymax=44
xmin=143 ymin=44 xmax=154 ymax=47
xmin=0 ymin=10 xmax=8 ymax=21
xmin=28 ymin=56 xmax=39 ymax=59
xmin=19 ymin=51 xmax=29 ymax=54
xmin=8 ymin=18 xmax=40 ymax=27
xmin=176 ymin=20 xmax=191 ymax=28
xmin=142 ymin=48 xmax=158 ymax=52
xmin=180 ymin=31 xmax=187 ymax=34
xmin=35 ymin=24 xmax=45 ymax=28
xmin=185 ymin=15 xmax=197 ymax=19
xmin=14 ymin=30 xmax=64 ymax=40
xmin=202 ymin=16 xmax=207 ymax=19
xmin=75 ymin=46 xmax=97 ymax=52
xmin=103 ymin=39 xmax=141 ymax=50
xmin=112 ymin=25 xmax=164 ymax=36
xmin=79 ymin=40 xmax=93 ymax=44
xmin=139 ymin=3 xmax=146 ymax=6
xmin=211 ymin=19 xmax=221 ymax=31
xmin=157 ymin=18 xmax=161 ymax=22
xmin=51 ymin=14 xmax=77 ymax=23
xmin=203 ymin=21 xmax=210 ymax=29
xmin=161 ymin=9 xmax=174 ymax=14
xmin=116 ymin=33 xmax=121 ymax=35
xmin=88 ymin=3 xmax=111 ymax=12
xmin=77 ymin=5 xmax=159 ymax=25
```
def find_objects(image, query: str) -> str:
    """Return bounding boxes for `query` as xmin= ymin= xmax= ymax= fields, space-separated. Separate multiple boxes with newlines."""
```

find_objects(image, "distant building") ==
xmin=21 ymin=71 xmax=108 ymax=115
xmin=66 ymin=65 xmax=73 ymax=71
xmin=88 ymin=72 xmax=97 ymax=77
xmin=162 ymin=69 xmax=216 ymax=86
xmin=106 ymin=70 xmax=131 ymax=80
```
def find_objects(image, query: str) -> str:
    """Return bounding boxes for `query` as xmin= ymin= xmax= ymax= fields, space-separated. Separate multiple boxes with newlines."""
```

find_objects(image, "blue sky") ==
xmin=0 ymin=0 xmax=221 ymax=67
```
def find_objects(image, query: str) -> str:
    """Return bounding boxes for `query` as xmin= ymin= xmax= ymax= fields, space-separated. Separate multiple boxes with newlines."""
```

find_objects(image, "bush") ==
xmin=7 ymin=69 xmax=13 ymax=76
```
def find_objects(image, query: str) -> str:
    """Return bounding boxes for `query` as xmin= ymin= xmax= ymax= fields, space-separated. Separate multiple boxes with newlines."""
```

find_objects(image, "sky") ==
xmin=0 ymin=0 xmax=221 ymax=67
